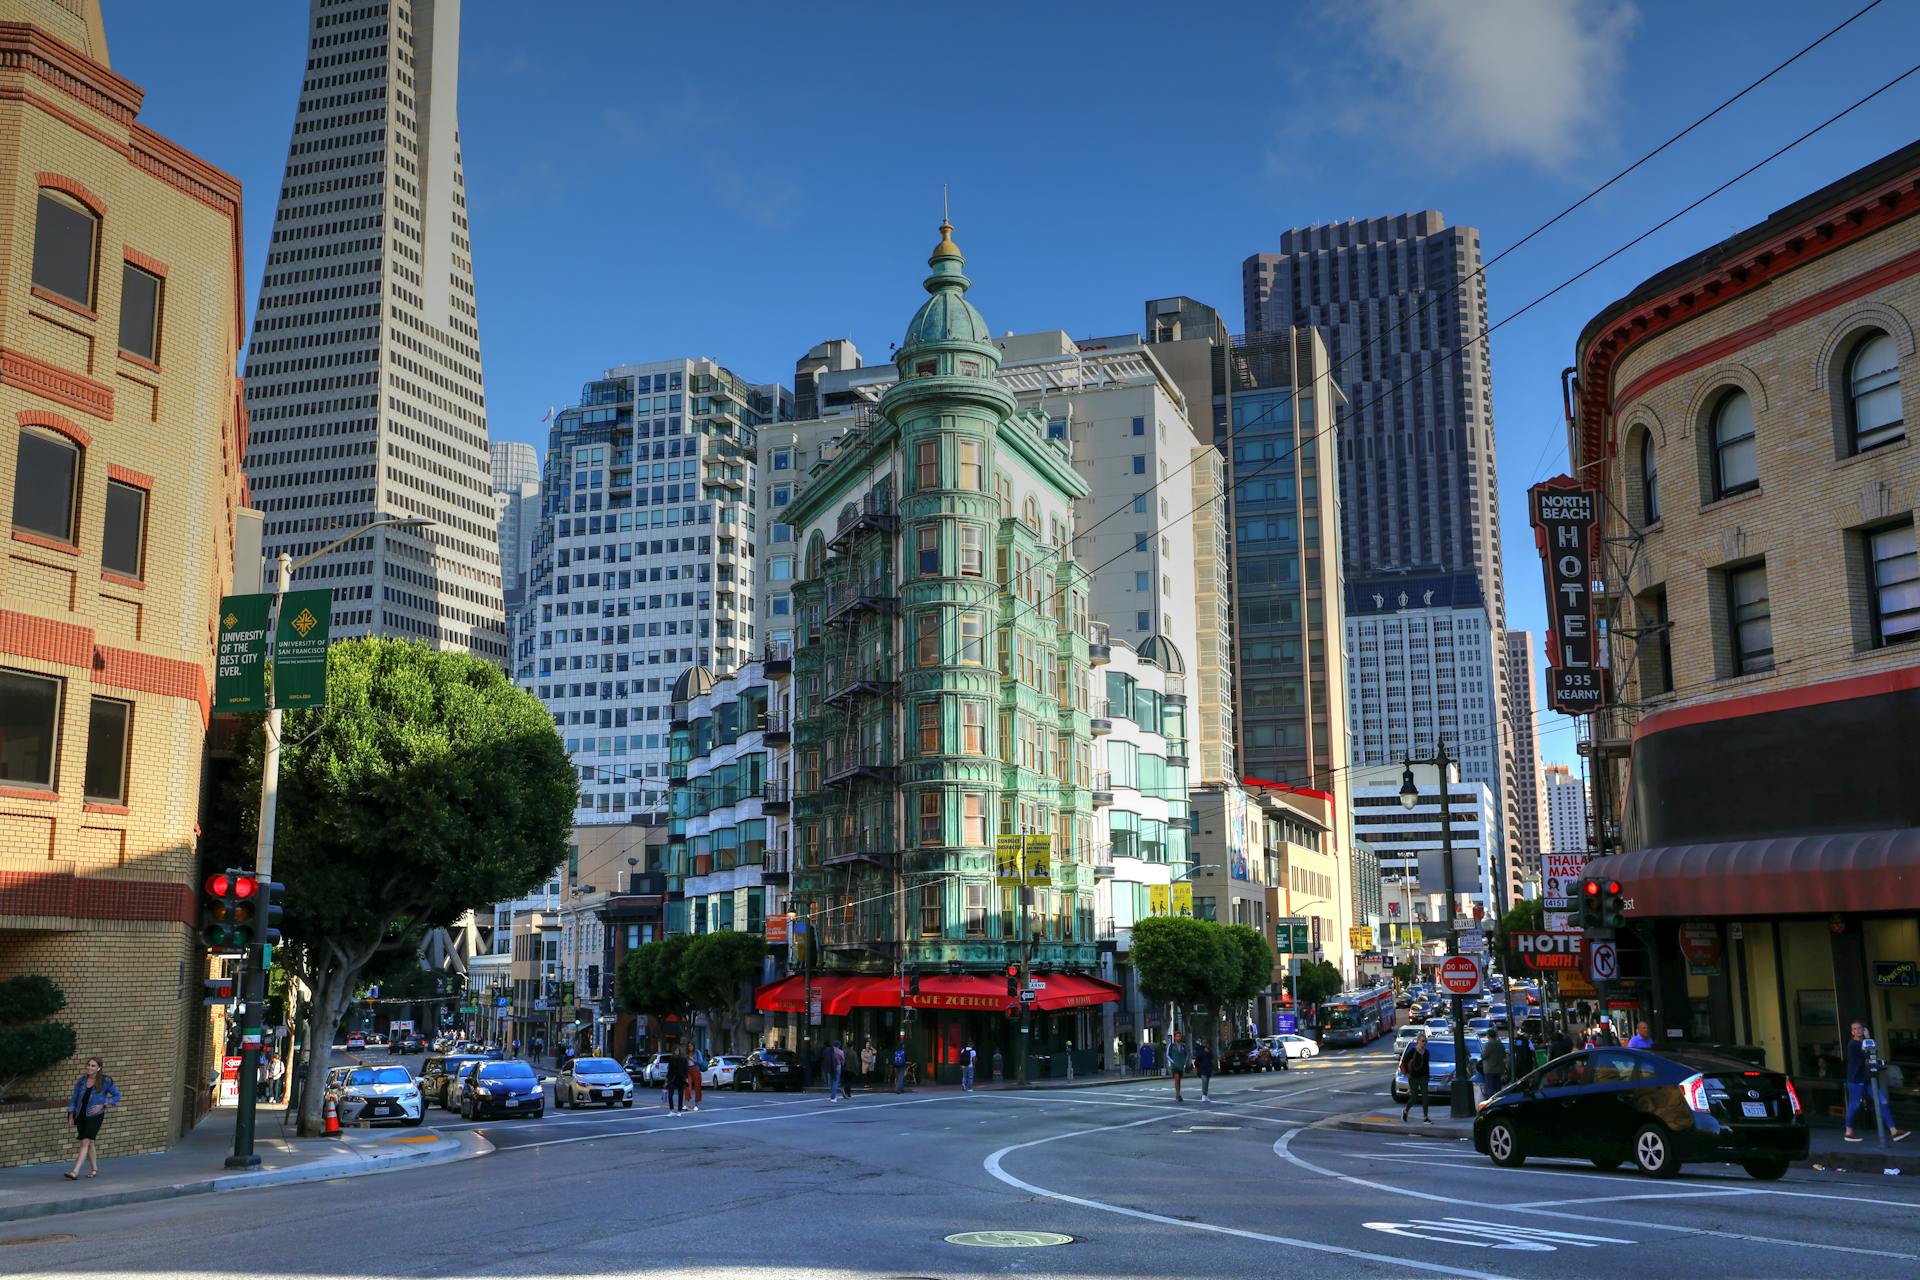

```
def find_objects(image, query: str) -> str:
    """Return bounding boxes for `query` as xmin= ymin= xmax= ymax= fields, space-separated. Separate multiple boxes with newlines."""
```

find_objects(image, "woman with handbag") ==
xmin=65 ymin=1057 xmax=120 ymax=1180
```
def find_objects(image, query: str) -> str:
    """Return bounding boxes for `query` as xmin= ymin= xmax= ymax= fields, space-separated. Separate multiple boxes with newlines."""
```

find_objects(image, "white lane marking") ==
xmin=494 ymin=1093 xmax=966 ymax=1152
xmin=1273 ymin=1129 xmax=1920 ymax=1262
xmin=1351 ymin=1151 xmax=1920 ymax=1208
xmin=1509 ymin=1189 xmax=1758 ymax=1209
xmin=1363 ymin=1217 xmax=1632 ymax=1252
xmin=983 ymin=1112 xmax=1503 ymax=1280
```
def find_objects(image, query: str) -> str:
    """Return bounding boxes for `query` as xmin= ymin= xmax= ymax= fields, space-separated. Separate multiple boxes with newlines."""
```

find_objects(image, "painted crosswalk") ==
xmin=1362 ymin=1217 xmax=1634 ymax=1252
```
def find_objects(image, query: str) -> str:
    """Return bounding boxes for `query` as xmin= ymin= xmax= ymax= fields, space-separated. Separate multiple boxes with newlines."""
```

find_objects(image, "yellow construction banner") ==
xmin=1349 ymin=925 xmax=1374 ymax=952
xmin=1170 ymin=883 xmax=1193 ymax=918
xmin=1023 ymin=834 xmax=1052 ymax=883
xmin=1148 ymin=884 xmax=1169 ymax=916
xmin=995 ymin=835 xmax=1024 ymax=886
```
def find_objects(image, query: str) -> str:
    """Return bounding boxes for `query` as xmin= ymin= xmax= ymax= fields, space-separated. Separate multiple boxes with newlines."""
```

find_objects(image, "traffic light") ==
xmin=907 ymin=973 xmax=921 ymax=996
xmin=1579 ymin=877 xmax=1603 ymax=929
xmin=1005 ymin=963 xmax=1020 ymax=998
xmin=258 ymin=879 xmax=285 ymax=947
xmin=200 ymin=869 xmax=259 ymax=949
xmin=1600 ymin=880 xmax=1626 ymax=929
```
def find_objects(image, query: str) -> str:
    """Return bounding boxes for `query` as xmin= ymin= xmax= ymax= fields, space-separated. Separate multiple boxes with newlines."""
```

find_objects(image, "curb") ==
xmin=1333 ymin=1113 xmax=1474 ymax=1142
xmin=0 ymin=1129 xmax=491 ymax=1224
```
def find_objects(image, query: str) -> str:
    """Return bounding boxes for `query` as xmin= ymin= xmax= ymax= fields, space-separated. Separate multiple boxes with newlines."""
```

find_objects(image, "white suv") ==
xmin=327 ymin=1064 xmax=424 ymax=1126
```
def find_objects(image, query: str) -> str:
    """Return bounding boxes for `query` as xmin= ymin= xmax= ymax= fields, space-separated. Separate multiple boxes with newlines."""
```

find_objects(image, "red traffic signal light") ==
xmin=206 ymin=872 xmax=231 ymax=897
xmin=232 ymin=875 xmax=258 ymax=899
xmin=1582 ymin=878 xmax=1601 ymax=897
xmin=1605 ymin=880 xmax=1622 ymax=895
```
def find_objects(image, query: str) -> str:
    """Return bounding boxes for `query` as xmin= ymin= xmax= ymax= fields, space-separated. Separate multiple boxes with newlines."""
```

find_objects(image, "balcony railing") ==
xmin=763 ymin=712 xmax=792 ymax=743
xmin=823 ymin=745 xmax=897 ymax=786
xmin=763 ymin=641 xmax=794 ymax=674
xmin=1091 ymin=770 xmax=1113 ymax=806
xmin=761 ymin=779 xmax=793 ymax=811
xmin=829 ymin=492 xmax=899 ymax=549
xmin=1162 ymin=673 xmax=1187 ymax=701
xmin=1088 ymin=695 xmax=1112 ymax=736
xmin=824 ymin=666 xmax=898 ymax=706
xmin=761 ymin=846 xmax=792 ymax=881
xmin=826 ymin=579 xmax=899 ymax=624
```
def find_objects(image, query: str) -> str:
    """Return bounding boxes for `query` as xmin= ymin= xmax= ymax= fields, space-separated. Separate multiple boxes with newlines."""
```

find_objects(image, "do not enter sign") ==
xmin=1439 ymin=954 xmax=1483 ymax=997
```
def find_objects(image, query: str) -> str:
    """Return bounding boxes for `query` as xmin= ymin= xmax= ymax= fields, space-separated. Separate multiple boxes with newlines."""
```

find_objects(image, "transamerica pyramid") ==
xmin=242 ymin=0 xmax=506 ymax=663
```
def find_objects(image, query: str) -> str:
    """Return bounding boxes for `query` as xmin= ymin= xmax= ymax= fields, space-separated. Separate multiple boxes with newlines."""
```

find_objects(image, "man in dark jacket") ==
xmin=664 ymin=1046 xmax=688 ymax=1114
xmin=1400 ymin=1031 xmax=1432 ymax=1123
xmin=1480 ymin=1029 xmax=1509 ymax=1095
xmin=1194 ymin=1039 xmax=1215 ymax=1103
xmin=1548 ymin=1025 xmax=1573 ymax=1061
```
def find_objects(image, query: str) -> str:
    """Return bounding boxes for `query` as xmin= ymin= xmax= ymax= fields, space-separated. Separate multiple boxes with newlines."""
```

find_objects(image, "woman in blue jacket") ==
xmin=65 ymin=1057 xmax=120 ymax=1180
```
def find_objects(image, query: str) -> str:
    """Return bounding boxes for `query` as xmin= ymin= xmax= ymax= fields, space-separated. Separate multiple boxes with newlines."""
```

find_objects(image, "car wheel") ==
xmin=1633 ymin=1124 xmax=1681 ymax=1178
xmin=1486 ymin=1120 xmax=1525 ymax=1168
xmin=622 ymin=1099 xmax=633 ymax=1108
xmin=1741 ymin=1158 xmax=1789 ymax=1181
xmin=533 ymin=1109 xmax=544 ymax=1119
xmin=752 ymin=1075 xmax=762 ymax=1092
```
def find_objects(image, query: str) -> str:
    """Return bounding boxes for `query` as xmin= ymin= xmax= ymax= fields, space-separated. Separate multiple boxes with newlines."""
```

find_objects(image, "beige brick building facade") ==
xmin=1570 ymin=142 xmax=1919 ymax=1097
xmin=0 ymin=1 xmax=251 ymax=1166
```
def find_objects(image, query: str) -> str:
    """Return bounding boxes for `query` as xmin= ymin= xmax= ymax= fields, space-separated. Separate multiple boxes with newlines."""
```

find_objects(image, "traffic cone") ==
xmin=323 ymin=1093 xmax=340 ymax=1137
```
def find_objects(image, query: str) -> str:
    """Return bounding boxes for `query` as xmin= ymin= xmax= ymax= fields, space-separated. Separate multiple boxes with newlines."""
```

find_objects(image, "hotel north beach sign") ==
xmin=1528 ymin=476 xmax=1605 ymax=714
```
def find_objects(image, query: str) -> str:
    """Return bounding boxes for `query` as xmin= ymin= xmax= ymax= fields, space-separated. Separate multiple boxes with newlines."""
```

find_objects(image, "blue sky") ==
xmin=106 ymin=0 xmax=1920 ymax=768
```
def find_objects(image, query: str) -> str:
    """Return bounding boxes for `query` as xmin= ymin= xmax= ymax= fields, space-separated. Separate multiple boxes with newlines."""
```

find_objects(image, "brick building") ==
xmin=1571 ymin=141 xmax=1920 ymax=1102
xmin=0 ymin=0 xmax=252 ymax=1165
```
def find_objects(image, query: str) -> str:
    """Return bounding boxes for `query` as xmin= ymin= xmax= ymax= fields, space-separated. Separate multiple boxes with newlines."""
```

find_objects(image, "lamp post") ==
xmin=228 ymin=516 xmax=433 ymax=1169
xmin=1401 ymin=741 xmax=1476 ymax=1120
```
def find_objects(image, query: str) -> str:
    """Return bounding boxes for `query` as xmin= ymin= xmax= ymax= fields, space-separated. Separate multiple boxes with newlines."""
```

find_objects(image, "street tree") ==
xmin=682 ymin=931 xmax=766 ymax=1052
xmin=227 ymin=639 xmax=576 ymax=1135
xmin=1215 ymin=924 xmax=1274 ymax=1039
xmin=1291 ymin=958 xmax=1344 ymax=1009
xmin=0 ymin=975 xmax=76 ymax=1103
xmin=618 ymin=932 xmax=695 ymax=1045
xmin=1130 ymin=915 xmax=1217 ymax=1034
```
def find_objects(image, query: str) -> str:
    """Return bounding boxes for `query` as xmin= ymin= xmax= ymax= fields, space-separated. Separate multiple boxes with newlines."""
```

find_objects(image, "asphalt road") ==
xmin=15 ymin=1044 xmax=1919 ymax=1280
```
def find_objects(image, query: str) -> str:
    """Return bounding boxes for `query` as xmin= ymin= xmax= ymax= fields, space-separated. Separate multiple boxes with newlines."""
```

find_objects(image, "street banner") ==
xmin=214 ymin=594 xmax=271 ymax=712
xmin=1528 ymin=476 xmax=1605 ymax=713
xmin=1170 ymin=882 xmax=1193 ymax=918
xmin=273 ymin=588 xmax=334 ymax=707
xmin=765 ymin=914 xmax=789 ymax=944
xmin=1348 ymin=925 xmax=1374 ymax=952
xmin=1150 ymin=884 xmax=1169 ymax=917
xmin=995 ymin=835 xmax=1024 ymax=886
xmin=1023 ymin=833 xmax=1052 ymax=883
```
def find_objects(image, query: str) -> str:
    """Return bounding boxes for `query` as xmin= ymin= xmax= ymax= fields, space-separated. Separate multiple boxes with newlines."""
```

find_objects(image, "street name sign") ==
xmin=1438 ymin=954 xmax=1483 ymax=997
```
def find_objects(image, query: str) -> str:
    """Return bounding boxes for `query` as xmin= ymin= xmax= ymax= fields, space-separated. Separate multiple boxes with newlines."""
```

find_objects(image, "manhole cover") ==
xmin=944 ymin=1230 xmax=1074 ymax=1248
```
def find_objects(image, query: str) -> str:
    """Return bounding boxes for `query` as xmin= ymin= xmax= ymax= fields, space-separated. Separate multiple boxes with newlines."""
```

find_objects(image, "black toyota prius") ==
xmin=1472 ymin=1047 xmax=1807 ymax=1180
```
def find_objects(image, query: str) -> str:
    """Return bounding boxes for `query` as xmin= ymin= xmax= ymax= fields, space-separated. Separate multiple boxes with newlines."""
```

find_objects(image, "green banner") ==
xmin=214 ymin=594 xmax=271 ymax=712
xmin=273 ymin=588 xmax=333 ymax=708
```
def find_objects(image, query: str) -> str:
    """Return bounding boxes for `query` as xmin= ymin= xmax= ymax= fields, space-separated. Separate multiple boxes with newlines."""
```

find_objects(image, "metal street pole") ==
xmin=1404 ymin=743 xmax=1475 ymax=1119
xmin=229 ymin=517 xmax=432 ymax=1167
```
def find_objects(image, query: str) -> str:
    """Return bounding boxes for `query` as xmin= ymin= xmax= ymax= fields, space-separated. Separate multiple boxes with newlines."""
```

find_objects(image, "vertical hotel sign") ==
xmin=1528 ymin=476 xmax=1604 ymax=713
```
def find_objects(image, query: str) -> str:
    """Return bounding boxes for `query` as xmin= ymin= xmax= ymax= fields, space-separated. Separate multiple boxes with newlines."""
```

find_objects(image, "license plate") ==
xmin=508 ymin=1098 xmax=530 ymax=1107
xmin=1741 ymin=1101 xmax=1768 ymax=1118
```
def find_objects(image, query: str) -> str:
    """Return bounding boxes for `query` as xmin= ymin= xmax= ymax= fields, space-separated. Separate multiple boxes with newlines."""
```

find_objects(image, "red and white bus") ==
xmin=1313 ymin=987 xmax=1394 ymax=1047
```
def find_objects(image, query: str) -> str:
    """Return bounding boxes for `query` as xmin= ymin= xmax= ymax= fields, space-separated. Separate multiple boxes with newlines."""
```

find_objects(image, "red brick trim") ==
xmin=18 ymin=408 xmax=93 ymax=449
xmin=122 ymin=247 xmax=168 ymax=278
xmin=82 ymin=801 xmax=129 ymax=815
xmin=30 ymin=285 xmax=97 ymax=322
xmin=0 ymin=25 xmax=146 ymax=126
xmin=116 ymin=348 xmax=161 ymax=374
xmin=0 ymin=349 xmax=114 ymax=419
xmin=0 ymin=785 xmax=56 ymax=803
xmin=106 ymin=462 xmax=152 ymax=490
xmin=91 ymin=643 xmax=209 ymax=719
xmin=0 ymin=871 xmax=194 ymax=926
xmin=99 ymin=571 xmax=144 ymax=591
xmin=0 ymin=608 xmax=94 ymax=667
xmin=11 ymin=529 xmax=80 ymax=556
xmin=34 ymin=171 xmax=106 ymax=217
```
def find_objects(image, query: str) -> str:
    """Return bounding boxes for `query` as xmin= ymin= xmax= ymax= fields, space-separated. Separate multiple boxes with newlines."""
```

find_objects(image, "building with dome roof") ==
xmin=748 ymin=222 xmax=1120 ymax=1082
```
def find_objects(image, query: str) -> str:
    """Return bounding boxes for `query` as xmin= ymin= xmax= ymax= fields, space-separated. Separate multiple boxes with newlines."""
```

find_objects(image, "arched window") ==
xmin=1709 ymin=389 xmax=1758 ymax=499
xmin=31 ymin=189 xmax=98 ymax=308
xmin=11 ymin=426 xmax=81 ymax=543
xmin=1022 ymin=495 xmax=1039 ymax=532
xmin=804 ymin=531 xmax=826 ymax=578
xmin=1639 ymin=429 xmax=1660 ymax=525
xmin=1847 ymin=332 xmax=1904 ymax=453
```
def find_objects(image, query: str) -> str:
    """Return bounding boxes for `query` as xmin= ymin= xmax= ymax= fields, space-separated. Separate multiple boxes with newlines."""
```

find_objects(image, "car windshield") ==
xmin=573 ymin=1058 xmax=619 ymax=1073
xmin=1228 ymin=1040 xmax=1257 ymax=1052
xmin=1321 ymin=1008 xmax=1362 ymax=1028
xmin=761 ymin=1050 xmax=797 ymax=1062
xmin=345 ymin=1067 xmax=411 ymax=1086
xmin=716 ymin=1056 xmax=745 ymax=1065
xmin=478 ymin=1063 xmax=536 ymax=1082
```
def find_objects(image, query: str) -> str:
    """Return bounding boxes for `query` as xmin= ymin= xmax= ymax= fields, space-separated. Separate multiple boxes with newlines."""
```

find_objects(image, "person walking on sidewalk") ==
xmin=268 ymin=1050 xmax=286 ymax=1104
xmin=892 ymin=1040 xmax=909 ymax=1093
xmin=960 ymin=1041 xmax=977 ymax=1092
xmin=665 ymin=1045 xmax=689 ymax=1113
xmin=1194 ymin=1038 xmax=1215 ymax=1102
xmin=1627 ymin=1021 xmax=1655 ymax=1051
xmin=685 ymin=1044 xmax=705 ymax=1112
xmin=64 ymin=1057 xmax=119 ymax=1180
xmin=1400 ymin=1031 xmax=1432 ymax=1123
xmin=860 ymin=1038 xmax=877 ymax=1088
xmin=828 ymin=1040 xmax=846 ymax=1101
xmin=1166 ymin=1032 xmax=1191 ymax=1102
xmin=1481 ymin=1028 xmax=1509 ymax=1097
xmin=1844 ymin=1020 xmax=1912 ymax=1143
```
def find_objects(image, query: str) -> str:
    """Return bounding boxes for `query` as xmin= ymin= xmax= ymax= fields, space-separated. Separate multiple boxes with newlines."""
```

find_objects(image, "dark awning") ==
xmin=1586 ymin=828 xmax=1920 ymax=918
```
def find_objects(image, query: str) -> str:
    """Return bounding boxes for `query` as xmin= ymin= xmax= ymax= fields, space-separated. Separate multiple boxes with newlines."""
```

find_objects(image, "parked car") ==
xmin=418 ymin=1054 xmax=487 ymax=1109
xmin=326 ymin=1064 xmax=424 ymax=1126
xmin=1393 ymin=1036 xmax=1482 ymax=1103
xmin=444 ymin=1059 xmax=485 ymax=1113
xmin=637 ymin=1054 xmax=671 ymax=1086
xmin=701 ymin=1055 xmax=748 ymax=1089
xmin=737 ymin=1048 xmax=803 ymax=1091
xmin=1474 ymin=1048 xmax=1808 ymax=1180
xmin=1271 ymin=1033 xmax=1320 ymax=1062
xmin=1221 ymin=1038 xmax=1273 ymax=1073
xmin=461 ymin=1060 xmax=545 ymax=1120
xmin=556 ymin=1057 xmax=635 ymax=1109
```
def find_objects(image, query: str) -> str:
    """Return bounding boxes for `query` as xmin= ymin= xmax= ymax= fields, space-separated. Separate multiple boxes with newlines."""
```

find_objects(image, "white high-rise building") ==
xmin=1344 ymin=571 xmax=1513 ymax=899
xmin=1503 ymin=630 xmax=1549 ymax=882
xmin=1545 ymin=764 xmax=1591 ymax=855
xmin=1350 ymin=763 xmax=1496 ymax=922
xmin=243 ymin=0 xmax=505 ymax=661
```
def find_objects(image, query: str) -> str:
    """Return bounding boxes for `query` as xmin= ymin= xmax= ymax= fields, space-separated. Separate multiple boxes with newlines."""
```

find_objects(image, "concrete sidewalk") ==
xmin=0 ymin=1108 xmax=489 ymax=1223
xmin=1330 ymin=1108 xmax=1917 ymax=1174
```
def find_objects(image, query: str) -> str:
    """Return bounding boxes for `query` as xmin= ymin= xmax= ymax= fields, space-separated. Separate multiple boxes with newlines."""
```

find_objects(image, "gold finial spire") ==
xmin=933 ymin=186 xmax=961 ymax=261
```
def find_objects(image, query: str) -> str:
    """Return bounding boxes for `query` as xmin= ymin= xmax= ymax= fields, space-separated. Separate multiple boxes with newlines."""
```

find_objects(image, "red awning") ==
xmin=1032 ymin=974 xmax=1122 ymax=1011
xmin=1586 ymin=828 xmax=1920 ymax=918
xmin=751 ymin=975 xmax=881 ymax=1016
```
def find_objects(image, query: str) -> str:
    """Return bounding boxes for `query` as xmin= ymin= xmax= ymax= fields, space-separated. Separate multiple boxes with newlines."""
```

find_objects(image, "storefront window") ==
xmin=1780 ymin=921 xmax=1841 ymax=1083
xmin=1864 ymin=917 xmax=1920 ymax=1096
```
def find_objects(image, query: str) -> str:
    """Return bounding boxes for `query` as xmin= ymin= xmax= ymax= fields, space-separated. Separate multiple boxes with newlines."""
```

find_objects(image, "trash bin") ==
xmin=1138 ymin=1044 xmax=1157 ymax=1073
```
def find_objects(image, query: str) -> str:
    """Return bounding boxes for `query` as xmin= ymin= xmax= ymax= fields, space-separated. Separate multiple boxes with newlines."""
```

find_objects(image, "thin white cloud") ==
xmin=1337 ymin=0 xmax=1639 ymax=171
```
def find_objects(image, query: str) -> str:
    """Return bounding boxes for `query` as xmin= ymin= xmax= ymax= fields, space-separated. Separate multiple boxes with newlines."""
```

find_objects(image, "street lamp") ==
xmin=1400 ymin=741 xmax=1476 ymax=1120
